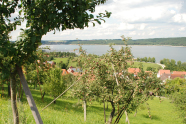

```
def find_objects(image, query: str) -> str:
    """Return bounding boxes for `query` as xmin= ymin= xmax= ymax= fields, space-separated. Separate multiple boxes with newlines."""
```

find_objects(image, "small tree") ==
xmin=44 ymin=68 xmax=67 ymax=104
xmin=165 ymin=78 xmax=186 ymax=123
xmin=73 ymin=36 xmax=163 ymax=124
xmin=147 ymin=57 xmax=152 ymax=62
xmin=151 ymin=57 xmax=156 ymax=63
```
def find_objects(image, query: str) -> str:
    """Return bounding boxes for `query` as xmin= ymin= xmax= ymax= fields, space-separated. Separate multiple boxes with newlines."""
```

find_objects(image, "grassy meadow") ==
xmin=53 ymin=57 xmax=162 ymax=71
xmin=53 ymin=57 xmax=77 ymax=67
xmin=0 ymin=84 xmax=183 ymax=124
xmin=130 ymin=61 xmax=162 ymax=71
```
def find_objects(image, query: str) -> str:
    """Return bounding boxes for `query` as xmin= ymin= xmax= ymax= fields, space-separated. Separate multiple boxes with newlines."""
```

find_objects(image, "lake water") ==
xmin=40 ymin=45 xmax=186 ymax=63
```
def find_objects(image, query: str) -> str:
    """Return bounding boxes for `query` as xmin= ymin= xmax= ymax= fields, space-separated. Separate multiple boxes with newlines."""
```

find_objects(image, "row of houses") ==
xmin=62 ymin=67 xmax=149 ymax=77
xmin=127 ymin=68 xmax=186 ymax=82
xmin=38 ymin=60 xmax=186 ymax=82
xmin=157 ymin=69 xmax=186 ymax=82
xmin=63 ymin=66 xmax=186 ymax=83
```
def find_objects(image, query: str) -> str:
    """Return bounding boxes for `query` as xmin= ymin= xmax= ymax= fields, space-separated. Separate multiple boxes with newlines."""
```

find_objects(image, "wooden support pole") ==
xmin=16 ymin=66 xmax=43 ymax=124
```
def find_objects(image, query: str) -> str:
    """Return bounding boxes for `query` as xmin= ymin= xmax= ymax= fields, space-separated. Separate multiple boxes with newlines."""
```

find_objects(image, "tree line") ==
xmin=43 ymin=51 xmax=77 ymax=61
xmin=136 ymin=57 xmax=156 ymax=63
xmin=160 ymin=58 xmax=186 ymax=71
xmin=40 ymin=37 xmax=186 ymax=46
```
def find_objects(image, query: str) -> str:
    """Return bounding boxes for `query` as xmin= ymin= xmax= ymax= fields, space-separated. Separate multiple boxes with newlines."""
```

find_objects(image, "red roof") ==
xmin=128 ymin=68 xmax=140 ymax=75
xmin=158 ymin=69 xmax=170 ymax=76
xmin=171 ymin=74 xmax=185 ymax=79
xmin=172 ymin=71 xmax=186 ymax=75
xmin=62 ymin=69 xmax=69 ymax=75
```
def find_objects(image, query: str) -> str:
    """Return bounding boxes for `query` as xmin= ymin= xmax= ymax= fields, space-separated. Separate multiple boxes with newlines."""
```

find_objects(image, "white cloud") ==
xmin=129 ymin=31 xmax=137 ymax=36
xmin=173 ymin=14 xmax=186 ymax=23
xmin=170 ymin=10 xmax=176 ymax=14
xmin=7 ymin=0 xmax=186 ymax=41
xmin=138 ymin=23 xmax=147 ymax=30
xmin=118 ymin=23 xmax=134 ymax=30
xmin=179 ymin=27 xmax=185 ymax=31
xmin=149 ymin=31 xmax=155 ymax=35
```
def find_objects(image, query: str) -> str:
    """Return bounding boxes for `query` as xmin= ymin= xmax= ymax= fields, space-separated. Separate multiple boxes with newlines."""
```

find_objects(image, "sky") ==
xmin=10 ymin=0 xmax=186 ymax=41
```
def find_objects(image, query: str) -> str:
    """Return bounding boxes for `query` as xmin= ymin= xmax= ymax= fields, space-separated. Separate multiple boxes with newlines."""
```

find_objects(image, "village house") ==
xmin=158 ymin=69 xmax=186 ymax=82
xmin=61 ymin=69 xmax=69 ymax=75
xmin=157 ymin=69 xmax=170 ymax=78
xmin=67 ymin=66 xmax=82 ymax=73
xmin=128 ymin=68 xmax=140 ymax=76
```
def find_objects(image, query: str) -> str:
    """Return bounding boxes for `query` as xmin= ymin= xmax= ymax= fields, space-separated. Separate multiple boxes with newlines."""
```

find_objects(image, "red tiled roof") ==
xmin=128 ymin=68 xmax=140 ymax=75
xmin=172 ymin=71 xmax=186 ymax=75
xmin=158 ymin=69 xmax=170 ymax=76
xmin=171 ymin=74 xmax=185 ymax=79
xmin=62 ymin=69 xmax=69 ymax=75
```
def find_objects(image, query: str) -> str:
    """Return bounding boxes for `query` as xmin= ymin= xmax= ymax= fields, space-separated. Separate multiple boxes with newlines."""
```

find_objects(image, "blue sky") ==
xmin=10 ymin=0 xmax=186 ymax=41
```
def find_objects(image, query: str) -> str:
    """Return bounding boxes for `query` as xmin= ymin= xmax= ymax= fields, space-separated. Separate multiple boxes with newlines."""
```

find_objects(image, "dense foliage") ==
xmin=42 ymin=51 xmax=77 ymax=61
xmin=44 ymin=68 xmax=66 ymax=99
xmin=160 ymin=58 xmax=186 ymax=71
xmin=165 ymin=78 xmax=186 ymax=123
xmin=136 ymin=57 xmax=156 ymax=63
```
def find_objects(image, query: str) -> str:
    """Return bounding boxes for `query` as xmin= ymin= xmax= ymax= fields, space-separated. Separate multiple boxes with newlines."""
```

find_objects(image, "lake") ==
xmin=40 ymin=45 xmax=186 ymax=63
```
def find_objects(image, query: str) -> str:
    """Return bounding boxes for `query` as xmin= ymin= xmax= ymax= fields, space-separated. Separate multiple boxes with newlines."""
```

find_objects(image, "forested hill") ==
xmin=41 ymin=37 xmax=186 ymax=46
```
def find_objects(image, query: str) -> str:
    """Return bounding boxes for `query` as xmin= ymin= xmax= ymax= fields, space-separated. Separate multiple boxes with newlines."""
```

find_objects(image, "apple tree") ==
xmin=0 ymin=0 xmax=111 ymax=123
xmin=72 ymin=36 xmax=163 ymax=124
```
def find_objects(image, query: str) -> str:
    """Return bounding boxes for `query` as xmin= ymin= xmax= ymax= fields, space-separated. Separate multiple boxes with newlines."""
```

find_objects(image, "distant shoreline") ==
xmin=41 ymin=44 xmax=186 ymax=47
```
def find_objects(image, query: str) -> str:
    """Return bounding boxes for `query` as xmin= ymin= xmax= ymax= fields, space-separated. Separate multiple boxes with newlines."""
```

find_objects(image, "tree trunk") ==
xmin=104 ymin=100 xmax=106 ymax=123
xmin=42 ymin=92 xmax=45 ymax=101
xmin=19 ymin=81 xmax=21 ymax=99
xmin=53 ymin=96 xmax=56 ymax=104
xmin=36 ymin=63 xmax=43 ymax=102
xmin=20 ymin=87 xmax=24 ymax=101
xmin=10 ymin=73 xmax=19 ymax=124
xmin=134 ymin=109 xmax=137 ymax=117
xmin=16 ymin=66 xmax=43 ymax=124
xmin=107 ymin=101 xmax=108 ymax=110
xmin=107 ymin=101 xmax=115 ymax=124
xmin=2 ymin=83 xmax=4 ymax=97
xmin=125 ymin=110 xmax=130 ymax=124
xmin=8 ymin=83 xmax=11 ymax=97
xmin=84 ymin=97 xmax=86 ymax=121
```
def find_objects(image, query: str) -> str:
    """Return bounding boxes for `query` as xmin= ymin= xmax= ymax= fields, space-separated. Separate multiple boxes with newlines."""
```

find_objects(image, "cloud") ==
xmin=179 ymin=27 xmax=185 ymax=31
xmin=7 ymin=0 xmax=186 ymax=41
xmin=173 ymin=14 xmax=186 ymax=23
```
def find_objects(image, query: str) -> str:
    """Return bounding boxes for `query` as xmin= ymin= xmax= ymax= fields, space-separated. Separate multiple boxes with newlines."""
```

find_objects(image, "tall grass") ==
xmin=0 ymin=86 xmax=183 ymax=124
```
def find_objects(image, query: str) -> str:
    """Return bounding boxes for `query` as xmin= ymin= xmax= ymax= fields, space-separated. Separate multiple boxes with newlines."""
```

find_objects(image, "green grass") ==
xmin=53 ymin=57 xmax=162 ymax=71
xmin=0 ymin=85 xmax=183 ymax=124
xmin=53 ymin=58 xmax=69 ymax=63
xmin=129 ymin=61 xmax=162 ymax=71
xmin=128 ymin=98 xmax=182 ymax=124
xmin=53 ymin=57 xmax=77 ymax=67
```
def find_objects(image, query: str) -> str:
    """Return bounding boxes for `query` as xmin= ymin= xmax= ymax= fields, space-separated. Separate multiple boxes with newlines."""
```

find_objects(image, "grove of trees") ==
xmin=160 ymin=58 xmax=186 ymax=71
xmin=136 ymin=57 xmax=156 ymax=63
